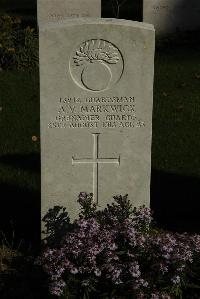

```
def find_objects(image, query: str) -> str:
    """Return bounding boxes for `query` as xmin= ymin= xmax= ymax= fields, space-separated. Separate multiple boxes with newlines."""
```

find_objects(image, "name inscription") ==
xmin=48 ymin=96 xmax=145 ymax=129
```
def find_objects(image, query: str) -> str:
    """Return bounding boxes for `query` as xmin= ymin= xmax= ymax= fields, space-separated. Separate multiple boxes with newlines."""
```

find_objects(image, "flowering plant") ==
xmin=37 ymin=193 xmax=200 ymax=299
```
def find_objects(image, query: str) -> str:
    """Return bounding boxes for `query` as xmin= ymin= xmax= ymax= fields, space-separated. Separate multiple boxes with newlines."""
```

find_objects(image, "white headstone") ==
xmin=40 ymin=19 xmax=155 ymax=219
xmin=143 ymin=0 xmax=200 ymax=36
xmin=37 ymin=0 xmax=101 ymax=23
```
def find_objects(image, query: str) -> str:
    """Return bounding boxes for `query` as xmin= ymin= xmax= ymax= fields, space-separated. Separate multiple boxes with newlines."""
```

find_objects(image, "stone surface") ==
xmin=143 ymin=0 xmax=200 ymax=36
xmin=40 ymin=19 xmax=155 ymax=220
xmin=37 ymin=0 xmax=101 ymax=23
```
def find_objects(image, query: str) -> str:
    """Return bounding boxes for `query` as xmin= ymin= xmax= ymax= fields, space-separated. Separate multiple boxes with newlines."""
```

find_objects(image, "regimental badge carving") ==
xmin=73 ymin=40 xmax=120 ymax=66
xmin=69 ymin=39 xmax=124 ymax=92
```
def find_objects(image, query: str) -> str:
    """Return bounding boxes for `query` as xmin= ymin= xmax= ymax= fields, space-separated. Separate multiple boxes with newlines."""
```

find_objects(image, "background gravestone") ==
xmin=1 ymin=0 xmax=143 ymax=25
xmin=143 ymin=0 xmax=200 ymax=36
xmin=37 ymin=0 xmax=101 ymax=23
xmin=40 ymin=19 xmax=155 ymax=220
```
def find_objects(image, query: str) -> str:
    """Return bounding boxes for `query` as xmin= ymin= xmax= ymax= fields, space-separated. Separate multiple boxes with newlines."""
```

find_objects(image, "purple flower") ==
xmin=171 ymin=275 xmax=180 ymax=285
xmin=70 ymin=267 xmax=78 ymax=274
xmin=78 ymin=192 xmax=87 ymax=201
xmin=94 ymin=268 xmax=101 ymax=277
xmin=49 ymin=279 xmax=66 ymax=297
xmin=37 ymin=194 xmax=200 ymax=298
xmin=129 ymin=262 xmax=141 ymax=278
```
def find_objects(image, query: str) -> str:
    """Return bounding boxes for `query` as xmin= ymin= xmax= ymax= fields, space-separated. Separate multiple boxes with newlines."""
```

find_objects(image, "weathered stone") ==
xmin=40 ymin=19 xmax=155 ymax=219
xmin=143 ymin=0 xmax=200 ymax=36
xmin=37 ymin=0 xmax=101 ymax=23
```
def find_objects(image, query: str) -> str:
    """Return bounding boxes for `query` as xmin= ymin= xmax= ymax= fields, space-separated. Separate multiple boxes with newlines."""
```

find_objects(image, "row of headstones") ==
xmin=38 ymin=0 xmax=200 ymax=35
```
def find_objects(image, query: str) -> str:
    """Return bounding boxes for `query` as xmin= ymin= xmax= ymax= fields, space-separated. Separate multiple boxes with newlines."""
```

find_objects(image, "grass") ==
xmin=151 ymin=40 xmax=200 ymax=232
xmin=0 ymin=244 xmax=19 ymax=272
xmin=152 ymin=44 xmax=200 ymax=177
xmin=0 ymin=244 xmax=49 ymax=299
xmin=0 ymin=69 xmax=40 ymax=191
xmin=0 ymin=68 xmax=41 ymax=250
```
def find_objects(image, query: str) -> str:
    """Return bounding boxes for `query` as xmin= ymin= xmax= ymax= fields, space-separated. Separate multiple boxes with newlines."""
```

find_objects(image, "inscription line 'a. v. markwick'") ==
xmin=72 ymin=133 xmax=120 ymax=204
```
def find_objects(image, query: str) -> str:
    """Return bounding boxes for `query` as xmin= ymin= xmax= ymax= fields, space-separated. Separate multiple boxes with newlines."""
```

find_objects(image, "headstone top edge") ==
xmin=38 ymin=18 xmax=155 ymax=32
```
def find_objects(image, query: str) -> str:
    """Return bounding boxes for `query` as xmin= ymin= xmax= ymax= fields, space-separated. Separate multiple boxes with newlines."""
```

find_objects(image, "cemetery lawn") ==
xmin=0 ymin=69 xmax=41 ymax=251
xmin=152 ymin=43 xmax=200 ymax=177
xmin=0 ymin=69 xmax=40 ymax=192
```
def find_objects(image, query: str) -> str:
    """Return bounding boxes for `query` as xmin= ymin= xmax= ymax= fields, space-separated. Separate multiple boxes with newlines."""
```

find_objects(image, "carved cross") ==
xmin=72 ymin=133 xmax=120 ymax=204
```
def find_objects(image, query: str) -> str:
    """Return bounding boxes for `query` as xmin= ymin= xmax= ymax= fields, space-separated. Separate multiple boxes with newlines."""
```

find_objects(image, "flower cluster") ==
xmin=36 ymin=193 xmax=200 ymax=298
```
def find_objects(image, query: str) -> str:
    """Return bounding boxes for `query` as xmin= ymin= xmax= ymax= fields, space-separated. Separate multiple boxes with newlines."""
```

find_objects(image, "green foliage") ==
xmin=0 ymin=15 xmax=38 ymax=70
xmin=12 ymin=26 xmax=38 ymax=69
xmin=78 ymin=192 xmax=97 ymax=219
xmin=42 ymin=206 xmax=71 ymax=247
